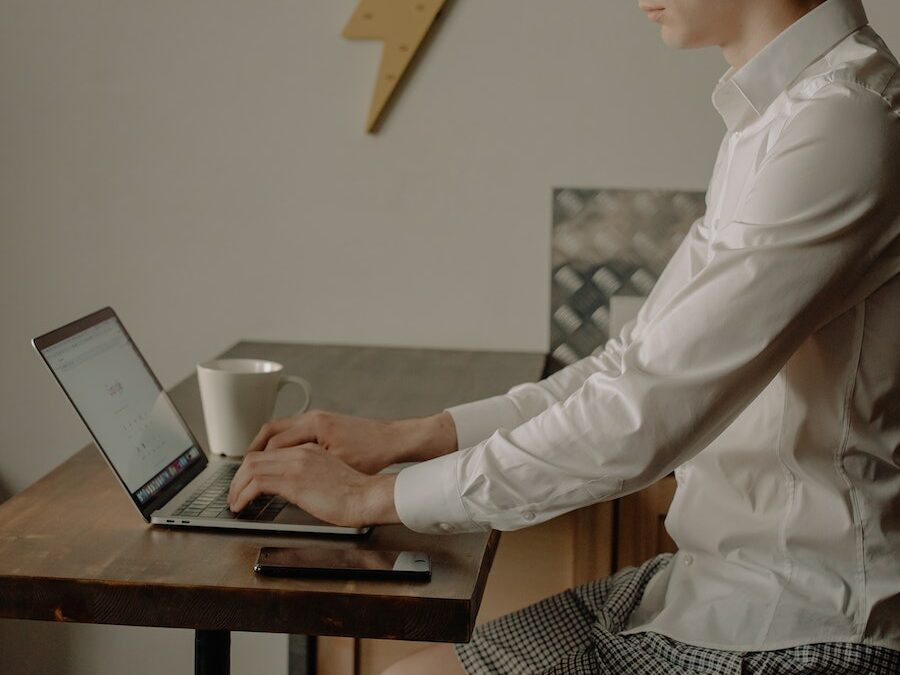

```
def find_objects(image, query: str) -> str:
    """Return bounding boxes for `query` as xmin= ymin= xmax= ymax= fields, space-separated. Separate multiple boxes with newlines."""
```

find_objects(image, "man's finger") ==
xmin=227 ymin=449 xmax=292 ymax=505
xmin=229 ymin=458 xmax=295 ymax=511
xmin=264 ymin=426 xmax=318 ymax=452
xmin=231 ymin=475 xmax=285 ymax=513
xmin=246 ymin=417 xmax=294 ymax=454
xmin=227 ymin=451 xmax=259 ymax=505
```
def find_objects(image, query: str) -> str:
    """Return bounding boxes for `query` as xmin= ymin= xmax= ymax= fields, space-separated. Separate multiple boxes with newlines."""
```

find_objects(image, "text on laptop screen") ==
xmin=42 ymin=318 xmax=201 ymax=504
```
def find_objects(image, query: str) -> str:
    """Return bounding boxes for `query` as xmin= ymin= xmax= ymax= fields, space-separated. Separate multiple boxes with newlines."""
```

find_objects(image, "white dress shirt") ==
xmin=395 ymin=0 xmax=900 ymax=652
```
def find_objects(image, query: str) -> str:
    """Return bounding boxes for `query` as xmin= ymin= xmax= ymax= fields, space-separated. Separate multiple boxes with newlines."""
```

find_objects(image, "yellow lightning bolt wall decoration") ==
xmin=343 ymin=0 xmax=449 ymax=133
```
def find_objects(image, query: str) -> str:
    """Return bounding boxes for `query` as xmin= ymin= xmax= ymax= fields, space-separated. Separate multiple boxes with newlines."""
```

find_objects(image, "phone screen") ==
xmin=254 ymin=547 xmax=431 ymax=580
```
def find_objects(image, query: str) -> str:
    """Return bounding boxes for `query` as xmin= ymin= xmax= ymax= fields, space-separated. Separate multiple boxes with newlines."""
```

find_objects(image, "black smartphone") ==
xmin=253 ymin=547 xmax=432 ymax=581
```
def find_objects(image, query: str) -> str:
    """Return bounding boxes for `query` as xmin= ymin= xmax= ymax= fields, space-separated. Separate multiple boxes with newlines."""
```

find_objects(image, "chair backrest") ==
xmin=549 ymin=188 xmax=705 ymax=373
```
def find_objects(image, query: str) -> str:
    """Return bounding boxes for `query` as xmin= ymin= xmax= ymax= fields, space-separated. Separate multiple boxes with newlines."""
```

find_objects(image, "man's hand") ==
xmin=227 ymin=410 xmax=456 ymax=527
xmin=227 ymin=443 xmax=399 ymax=528
xmin=245 ymin=410 xmax=457 ymax=475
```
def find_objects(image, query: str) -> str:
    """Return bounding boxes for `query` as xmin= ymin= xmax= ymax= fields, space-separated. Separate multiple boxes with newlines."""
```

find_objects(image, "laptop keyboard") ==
xmin=173 ymin=463 xmax=288 ymax=521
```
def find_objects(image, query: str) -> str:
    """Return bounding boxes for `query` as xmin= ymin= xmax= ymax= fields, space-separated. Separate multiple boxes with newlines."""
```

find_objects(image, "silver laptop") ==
xmin=32 ymin=307 xmax=368 ymax=535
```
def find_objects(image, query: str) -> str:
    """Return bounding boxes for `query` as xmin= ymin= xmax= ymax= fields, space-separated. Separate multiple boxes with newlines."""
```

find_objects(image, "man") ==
xmin=229 ymin=0 xmax=900 ymax=672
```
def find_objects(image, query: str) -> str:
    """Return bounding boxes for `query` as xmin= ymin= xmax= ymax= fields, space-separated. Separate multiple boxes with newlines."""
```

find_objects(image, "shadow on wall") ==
xmin=0 ymin=474 xmax=10 ymax=505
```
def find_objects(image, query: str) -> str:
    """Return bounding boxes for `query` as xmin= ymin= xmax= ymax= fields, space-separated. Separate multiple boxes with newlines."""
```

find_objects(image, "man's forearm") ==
xmin=391 ymin=411 xmax=458 ymax=463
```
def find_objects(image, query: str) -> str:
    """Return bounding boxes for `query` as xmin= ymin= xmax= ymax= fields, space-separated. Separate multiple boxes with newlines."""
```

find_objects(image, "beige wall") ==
xmin=1 ymin=1 xmax=897 ymax=673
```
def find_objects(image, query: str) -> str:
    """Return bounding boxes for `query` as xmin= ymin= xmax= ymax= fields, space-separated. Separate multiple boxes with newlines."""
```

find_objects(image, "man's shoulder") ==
xmin=792 ymin=26 xmax=900 ymax=119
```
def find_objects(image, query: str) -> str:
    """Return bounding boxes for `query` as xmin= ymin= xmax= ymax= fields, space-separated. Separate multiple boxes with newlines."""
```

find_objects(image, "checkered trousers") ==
xmin=454 ymin=554 xmax=900 ymax=674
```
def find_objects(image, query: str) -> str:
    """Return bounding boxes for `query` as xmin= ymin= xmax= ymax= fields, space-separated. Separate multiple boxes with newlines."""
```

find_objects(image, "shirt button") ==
xmin=522 ymin=511 xmax=535 ymax=522
xmin=438 ymin=523 xmax=453 ymax=533
xmin=682 ymin=554 xmax=694 ymax=566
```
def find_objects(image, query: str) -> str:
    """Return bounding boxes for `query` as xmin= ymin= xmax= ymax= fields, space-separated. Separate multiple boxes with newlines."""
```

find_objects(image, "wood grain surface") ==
xmin=0 ymin=342 xmax=545 ymax=642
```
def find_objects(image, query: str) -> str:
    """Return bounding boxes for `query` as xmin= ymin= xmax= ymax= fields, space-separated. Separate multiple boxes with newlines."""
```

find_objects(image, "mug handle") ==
xmin=277 ymin=375 xmax=312 ymax=413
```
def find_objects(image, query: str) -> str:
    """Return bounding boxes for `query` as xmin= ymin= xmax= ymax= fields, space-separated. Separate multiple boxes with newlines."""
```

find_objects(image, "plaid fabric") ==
xmin=455 ymin=554 xmax=900 ymax=674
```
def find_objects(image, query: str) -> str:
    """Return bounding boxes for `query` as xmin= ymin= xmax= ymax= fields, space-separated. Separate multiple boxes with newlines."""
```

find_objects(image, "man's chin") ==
xmin=660 ymin=27 xmax=705 ymax=50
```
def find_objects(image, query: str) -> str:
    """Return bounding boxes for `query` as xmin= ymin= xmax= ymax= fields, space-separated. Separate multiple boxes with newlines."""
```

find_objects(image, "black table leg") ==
xmin=195 ymin=629 xmax=230 ymax=675
xmin=289 ymin=634 xmax=317 ymax=675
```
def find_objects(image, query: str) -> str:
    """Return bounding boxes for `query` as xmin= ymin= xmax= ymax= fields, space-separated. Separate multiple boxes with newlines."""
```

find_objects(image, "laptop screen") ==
xmin=40 ymin=316 xmax=202 ymax=505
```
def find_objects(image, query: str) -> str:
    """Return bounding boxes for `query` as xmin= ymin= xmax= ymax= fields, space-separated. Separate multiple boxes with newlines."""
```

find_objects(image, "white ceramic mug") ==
xmin=196 ymin=358 xmax=311 ymax=457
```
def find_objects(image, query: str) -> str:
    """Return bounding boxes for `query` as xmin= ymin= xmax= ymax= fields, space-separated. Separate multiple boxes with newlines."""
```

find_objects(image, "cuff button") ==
xmin=438 ymin=523 xmax=453 ymax=533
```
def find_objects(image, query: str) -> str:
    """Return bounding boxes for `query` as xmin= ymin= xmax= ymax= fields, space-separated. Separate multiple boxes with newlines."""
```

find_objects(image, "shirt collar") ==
xmin=712 ymin=0 xmax=868 ymax=131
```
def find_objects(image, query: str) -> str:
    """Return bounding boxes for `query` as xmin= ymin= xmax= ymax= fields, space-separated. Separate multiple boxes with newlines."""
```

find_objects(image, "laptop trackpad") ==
xmin=275 ymin=503 xmax=329 ymax=526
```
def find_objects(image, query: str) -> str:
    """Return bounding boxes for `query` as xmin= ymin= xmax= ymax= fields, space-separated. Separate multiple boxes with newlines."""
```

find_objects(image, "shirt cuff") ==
xmin=394 ymin=452 xmax=481 ymax=534
xmin=446 ymin=394 xmax=525 ymax=450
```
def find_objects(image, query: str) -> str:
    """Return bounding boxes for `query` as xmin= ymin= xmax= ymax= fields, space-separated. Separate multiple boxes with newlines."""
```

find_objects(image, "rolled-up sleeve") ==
xmin=397 ymin=85 xmax=899 ymax=534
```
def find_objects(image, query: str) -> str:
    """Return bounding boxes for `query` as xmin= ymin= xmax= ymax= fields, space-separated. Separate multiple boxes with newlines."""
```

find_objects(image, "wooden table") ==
xmin=0 ymin=342 xmax=545 ymax=674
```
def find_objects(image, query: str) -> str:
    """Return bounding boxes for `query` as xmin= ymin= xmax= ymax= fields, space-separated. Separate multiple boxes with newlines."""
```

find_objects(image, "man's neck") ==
xmin=721 ymin=1 xmax=823 ymax=69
